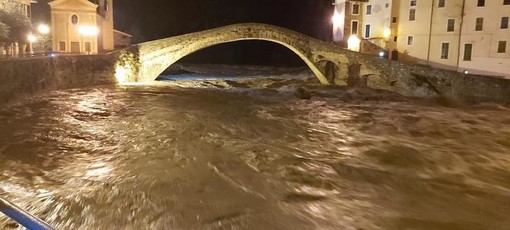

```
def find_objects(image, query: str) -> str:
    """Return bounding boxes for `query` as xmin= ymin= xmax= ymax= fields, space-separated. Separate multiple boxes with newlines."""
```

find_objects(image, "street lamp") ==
xmin=78 ymin=25 xmax=99 ymax=36
xmin=332 ymin=10 xmax=343 ymax=25
xmin=27 ymin=34 xmax=37 ymax=54
xmin=383 ymin=27 xmax=391 ymax=40
xmin=37 ymin=24 xmax=50 ymax=34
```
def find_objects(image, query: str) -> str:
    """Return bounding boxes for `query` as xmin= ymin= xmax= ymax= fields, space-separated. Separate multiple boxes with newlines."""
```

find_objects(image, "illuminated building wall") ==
xmin=339 ymin=0 xmax=510 ymax=78
xmin=49 ymin=0 xmax=115 ymax=54
xmin=458 ymin=0 xmax=510 ymax=77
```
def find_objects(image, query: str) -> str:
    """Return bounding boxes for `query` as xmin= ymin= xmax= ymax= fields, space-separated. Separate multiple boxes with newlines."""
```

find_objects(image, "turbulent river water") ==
xmin=1 ymin=65 xmax=510 ymax=230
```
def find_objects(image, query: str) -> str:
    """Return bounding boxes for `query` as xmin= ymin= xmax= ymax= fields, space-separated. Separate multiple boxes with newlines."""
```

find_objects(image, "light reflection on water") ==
xmin=0 ymin=79 xmax=509 ymax=229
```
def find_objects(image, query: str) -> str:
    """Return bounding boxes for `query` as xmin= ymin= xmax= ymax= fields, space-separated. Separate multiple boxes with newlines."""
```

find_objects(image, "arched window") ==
xmin=71 ymin=14 xmax=79 ymax=25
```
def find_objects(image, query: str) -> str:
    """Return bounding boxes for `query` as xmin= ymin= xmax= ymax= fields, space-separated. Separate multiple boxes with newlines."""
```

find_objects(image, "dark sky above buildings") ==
xmin=33 ymin=0 xmax=334 ymax=65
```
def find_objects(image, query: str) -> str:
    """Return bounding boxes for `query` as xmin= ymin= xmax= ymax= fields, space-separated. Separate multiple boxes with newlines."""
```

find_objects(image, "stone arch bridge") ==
xmin=114 ymin=23 xmax=510 ymax=103
xmin=116 ymin=23 xmax=380 ymax=85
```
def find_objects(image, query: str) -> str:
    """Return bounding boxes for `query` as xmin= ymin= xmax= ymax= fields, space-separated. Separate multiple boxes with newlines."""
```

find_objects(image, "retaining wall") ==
xmin=0 ymin=54 xmax=117 ymax=104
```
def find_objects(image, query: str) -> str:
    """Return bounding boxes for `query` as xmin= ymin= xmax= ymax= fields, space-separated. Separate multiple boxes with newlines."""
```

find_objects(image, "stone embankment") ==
xmin=0 ymin=54 xmax=117 ymax=103
xmin=343 ymin=52 xmax=510 ymax=104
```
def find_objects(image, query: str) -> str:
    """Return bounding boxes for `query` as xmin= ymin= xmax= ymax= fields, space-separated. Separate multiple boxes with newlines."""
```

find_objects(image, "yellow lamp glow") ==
xmin=383 ymin=27 xmax=391 ymax=39
xmin=115 ymin=65 xmax=130 ymax=83
xmin=27 ymin=34 xmax=37 ymax=43
xmin=332 ymin=10 xmax=343 ymax=26
xmin=37 ymin=24 xmax=50 ymax=34
xmin=78 ymin=25 xmax=99 ymax=36
xmin=347 ymin=35 xmax=361 ymax=52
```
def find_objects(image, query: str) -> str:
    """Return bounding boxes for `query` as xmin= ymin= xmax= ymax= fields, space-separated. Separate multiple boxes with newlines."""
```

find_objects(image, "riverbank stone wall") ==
xmin=0 ymin=54 xmax=117 ymax=103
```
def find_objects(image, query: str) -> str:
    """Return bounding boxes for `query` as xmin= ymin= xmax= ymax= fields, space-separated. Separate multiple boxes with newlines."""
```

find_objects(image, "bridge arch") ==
xmin=156 ymin=38 xmax=324 ymax=81
xmin=122 ymin=24 xmax=339 ymax=84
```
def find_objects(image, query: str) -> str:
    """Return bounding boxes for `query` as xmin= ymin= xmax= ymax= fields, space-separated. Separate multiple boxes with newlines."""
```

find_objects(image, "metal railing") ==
xmin=0 ymin=197 xmax=55 ymax=230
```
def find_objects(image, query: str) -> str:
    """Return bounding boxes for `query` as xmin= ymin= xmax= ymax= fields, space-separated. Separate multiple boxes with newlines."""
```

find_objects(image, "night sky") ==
xmin=33 ymin=0 xmax=334 ymax=66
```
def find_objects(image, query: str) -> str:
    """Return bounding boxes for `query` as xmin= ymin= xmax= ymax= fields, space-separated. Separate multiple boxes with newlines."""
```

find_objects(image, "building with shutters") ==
xmin=333 ymin=0 xmax=510 ymax=78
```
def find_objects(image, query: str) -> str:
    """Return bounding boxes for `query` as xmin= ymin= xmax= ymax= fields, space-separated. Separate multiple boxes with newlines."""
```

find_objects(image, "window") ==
xmin=394 ymin=36 xmax=398 ymax=42
xmin=438 ymin=0 xmax=445 ymax=7
xmin=352 ymin=4 xmax=360 ymax=15
xmin=386 ymin=3 xmax=390 ymax=8
xmin=407 ymin=36 xmax=414 ymax=45
xmin=409 ymin=9 xmax=416 ymax=21
xmin=366 ymin=5 xmax=372 ymax=15
xmin=463 ymin=43 xmax=473 ymax=61
xmin=475 ymin=18 xmax=484 ymax=31
xmin=104 ymin=0 xmax=109 ymax=11
xmin=392 ymin=17 xmax=398 ymax=23
xmin=502 ymin=17 xmax=509 ymax=29
xmin=498 ymin=41 xmax=507 ymax=53
xmin=410 ymin=0 xmax=417 ymax=6
xmin=441 ymin=43 xmax=450 ymax=59
xmin=504 ymin=0 xmax=510 ymax=5
xmin=365 ymin=24 xmax=371 ymax=38
xmin=447 ymin=19 xmax=455 ymax=32
xmin=59 ymin=41 xmax=66 ymax=51
xmin=71 ymin=14 xmax=79 ymax=25
xmin=477 ymin=0 xmax=485 ymax=7
xmin=351 ymin=21 xmax=359 ymax=34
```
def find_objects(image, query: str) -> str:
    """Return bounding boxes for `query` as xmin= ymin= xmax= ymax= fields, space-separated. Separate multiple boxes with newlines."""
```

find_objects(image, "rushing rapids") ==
xmin=1 ymin=65 xmax=509 ymax=229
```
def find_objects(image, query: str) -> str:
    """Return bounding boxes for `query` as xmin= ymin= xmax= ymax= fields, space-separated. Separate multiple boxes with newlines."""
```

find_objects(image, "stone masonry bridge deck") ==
xmin=115 ymin=23 xmax=510 ymax=103
xmin=116 ymin=23 xmax=363 ymax=84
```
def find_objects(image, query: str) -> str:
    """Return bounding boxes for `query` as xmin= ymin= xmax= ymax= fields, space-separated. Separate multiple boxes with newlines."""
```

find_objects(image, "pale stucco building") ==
xmin=388 ymin=0 xmax=465 ymax=70
xmin=49 ymin=0 xmax=114 ymax=54
xmin=458 ymin=0 xmax=510 ymax=77
xmin=334 ymin=0 xmax=510 ymax=78
xmin=334 ymin=0 xmax=392 ymax=53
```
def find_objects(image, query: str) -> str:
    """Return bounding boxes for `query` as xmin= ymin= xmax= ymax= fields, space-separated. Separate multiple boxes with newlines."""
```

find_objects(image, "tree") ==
xmin=0 ymin=0 xmax=32 ymax=53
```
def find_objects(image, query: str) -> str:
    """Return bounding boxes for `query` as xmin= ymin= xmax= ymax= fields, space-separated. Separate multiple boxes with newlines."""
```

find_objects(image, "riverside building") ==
xmin=49 ymin=0 xmax=115 ymax=54
xmin=333 ymin=0 xmax=510 ymax=78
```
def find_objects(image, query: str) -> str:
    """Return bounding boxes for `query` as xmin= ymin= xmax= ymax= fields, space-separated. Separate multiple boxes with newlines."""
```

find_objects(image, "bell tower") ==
xmin=96 ymin=0 xmax=114 ymax=51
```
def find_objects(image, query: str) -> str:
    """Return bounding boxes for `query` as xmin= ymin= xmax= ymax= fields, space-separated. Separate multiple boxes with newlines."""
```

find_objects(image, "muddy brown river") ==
xmin=1 ymin=67 xmax=510 ymax=229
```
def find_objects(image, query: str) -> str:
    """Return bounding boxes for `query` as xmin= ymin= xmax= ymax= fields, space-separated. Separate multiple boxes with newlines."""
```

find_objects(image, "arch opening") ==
xmin=157 ymin=40 xmax=314 ymax=82
xmin=141 ymin=37 xmax=329 ymax=84
xmin=177 ymin=40 xmax=306 ymax=66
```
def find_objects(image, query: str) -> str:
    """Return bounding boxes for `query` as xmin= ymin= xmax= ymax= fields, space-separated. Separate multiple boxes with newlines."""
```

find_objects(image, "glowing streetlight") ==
xmin=38 ymin=24 xmax=50 ymax=34
xmin=37 ymin=24 xmax=50 ymax=34
xmin=27 ymin=34 xmax=37 ymax=43
xmin=78 ymin=25 xmax=98 ymax=54
xmin=332 ymin=8 xmax=345 ymax=42
xmin=332 ymin=10 xmax=342 ymax=25
xmin=115 ymin=64 xmax=132 ymax=83
xmin=383 ymin=27 xmax=391 ymax=40
xmin=78 ymin=25 xmax=99 ymax=36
